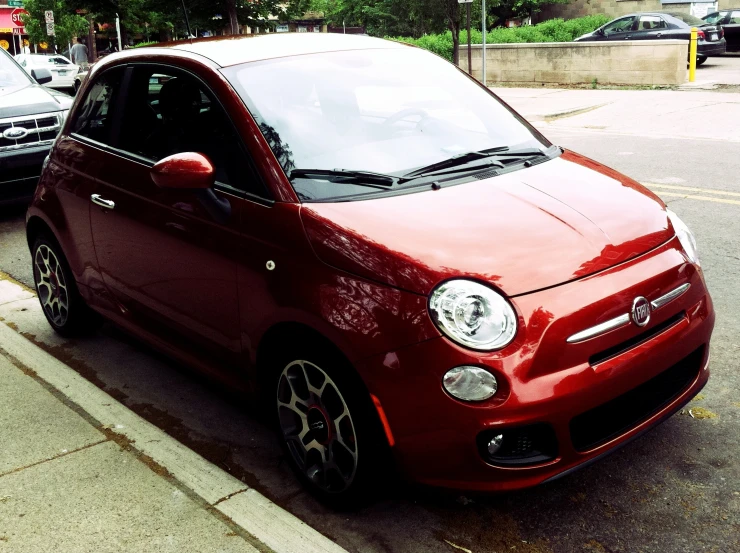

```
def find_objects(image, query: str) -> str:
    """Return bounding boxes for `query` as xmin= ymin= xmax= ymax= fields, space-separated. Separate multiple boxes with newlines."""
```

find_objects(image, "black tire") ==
xmin=270 ymin=340 xmax=392 ymax=508
xmin=31 ymin=234 xmax=101 ymax=337
xmin=696 ymin=55 xmax=707 ymax=66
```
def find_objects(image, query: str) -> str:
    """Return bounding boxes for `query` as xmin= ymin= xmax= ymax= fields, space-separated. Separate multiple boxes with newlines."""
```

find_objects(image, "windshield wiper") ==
xmin=290 ymin=168 xmax=398 ymax=188
xmin=400 ymin=147 xmax=549 ymax=181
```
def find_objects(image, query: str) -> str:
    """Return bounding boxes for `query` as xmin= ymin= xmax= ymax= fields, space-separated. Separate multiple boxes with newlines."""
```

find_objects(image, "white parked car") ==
xmin=15 ymin=54 xmax=79 ymax=90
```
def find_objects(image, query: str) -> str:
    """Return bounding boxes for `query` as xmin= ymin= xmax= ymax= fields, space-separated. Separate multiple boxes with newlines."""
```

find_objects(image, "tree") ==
xmin=21 ymin=0 xmax=89 ymax=51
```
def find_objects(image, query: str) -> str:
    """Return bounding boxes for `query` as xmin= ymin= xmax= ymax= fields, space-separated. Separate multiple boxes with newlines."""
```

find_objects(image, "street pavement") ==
xmin=0 ymin=85 xmax=739 ymax=553
xmin=695 ymin=52 xmax=740 ymax=86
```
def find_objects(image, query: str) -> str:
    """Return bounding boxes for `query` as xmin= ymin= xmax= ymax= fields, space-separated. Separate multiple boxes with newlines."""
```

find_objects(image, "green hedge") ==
xmin=131 ymin=41 xmax=159 ymax=48
xmin=390 ymin=15 xmax=610 ymax=62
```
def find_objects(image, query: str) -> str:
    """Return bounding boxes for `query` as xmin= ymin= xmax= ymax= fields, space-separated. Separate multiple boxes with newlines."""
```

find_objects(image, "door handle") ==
xmin=625 ymin=35 xmax=631 ymax=39
xmin=91 ymin=194 xmax=115 ymax=210
xmin=656 ymin=32 xmax=662 ymax=37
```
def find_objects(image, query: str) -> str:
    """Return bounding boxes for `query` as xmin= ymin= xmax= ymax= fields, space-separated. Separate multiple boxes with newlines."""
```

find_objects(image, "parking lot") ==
xmin=1 ymin=85 xmax=739 ymax=553
xmin=696 ymin=51 xmax=740 ymax=86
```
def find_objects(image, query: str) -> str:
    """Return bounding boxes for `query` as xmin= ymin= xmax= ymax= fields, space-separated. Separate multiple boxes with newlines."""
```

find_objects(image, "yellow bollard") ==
xmin=689 ymin=27 xmax=697 ymax=82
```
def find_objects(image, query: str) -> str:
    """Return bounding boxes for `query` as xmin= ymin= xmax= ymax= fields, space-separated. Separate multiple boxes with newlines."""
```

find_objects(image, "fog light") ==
xmin=442 ymin=366 xmax=497 ymax=402
xmin=487 ymin=434 xmax=504 ymax=456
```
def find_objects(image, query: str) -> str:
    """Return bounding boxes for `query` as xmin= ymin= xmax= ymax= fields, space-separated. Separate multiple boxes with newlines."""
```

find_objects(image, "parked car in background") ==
xmin=15 ymin=54 xmax=79 ymax=91
xmin=73 ymin=63 xmax=93 ymax=94
xmin=575 ymin=12 xmax=726 ymax=65
xmin=0 ymin=47 xmax=71 ymax=205
xmin=27 ymin=34 xmax=714 ymax=505
xmin=703 ymin=9 xmax=740 ymax=51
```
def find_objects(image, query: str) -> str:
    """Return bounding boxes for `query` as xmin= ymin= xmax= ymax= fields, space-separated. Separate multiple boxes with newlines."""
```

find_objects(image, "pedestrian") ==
xmin=69 ymin=36 xmax=89 ymax=68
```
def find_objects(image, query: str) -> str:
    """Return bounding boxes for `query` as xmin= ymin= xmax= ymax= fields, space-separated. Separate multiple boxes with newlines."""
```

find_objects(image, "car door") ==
xmin=631 ymin=15 xmax=670 ymax=41
xmin=87 ymin=63 xmax=269 ymax=373
xmin=59 ymin=66 xmax=126 ymax=294
xmin=600 ymin=16 xmax=639 ymax=41
xmin=727 ymin=10 xmax=740 ymax=51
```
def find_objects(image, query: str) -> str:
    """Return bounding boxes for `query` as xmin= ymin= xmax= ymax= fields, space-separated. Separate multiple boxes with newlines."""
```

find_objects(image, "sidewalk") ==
xmin=0 ymin=280 xmax=346 ymax=552
xmin=493 ymin=87 xmax=740 ymax=142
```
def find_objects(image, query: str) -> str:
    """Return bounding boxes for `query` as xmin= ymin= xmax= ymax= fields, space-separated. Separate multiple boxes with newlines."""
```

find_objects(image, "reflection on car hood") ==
xmin=0 ymin=83 xmax=72 ymax=118
xmin=301 ymin=150 xmax=673 ymax=297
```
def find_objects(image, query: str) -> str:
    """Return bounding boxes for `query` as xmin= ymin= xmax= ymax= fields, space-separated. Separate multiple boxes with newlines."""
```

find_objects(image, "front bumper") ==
xmin=0 ymin=144 xmax=50 ymax=206
xmin=358 ymin=237 xmax=714 ymax=491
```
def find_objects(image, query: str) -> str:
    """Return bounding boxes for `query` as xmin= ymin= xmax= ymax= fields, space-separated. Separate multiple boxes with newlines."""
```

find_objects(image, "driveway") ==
xmin=697 ymin=52 xmax=740 ymax=85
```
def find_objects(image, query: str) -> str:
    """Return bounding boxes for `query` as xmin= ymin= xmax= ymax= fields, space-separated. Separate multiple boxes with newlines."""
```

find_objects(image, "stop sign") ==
xmin=10 ymin=9 xmax=29 ymax=29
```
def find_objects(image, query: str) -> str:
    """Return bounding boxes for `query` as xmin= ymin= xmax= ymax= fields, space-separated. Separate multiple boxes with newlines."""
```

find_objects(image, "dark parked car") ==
xmin=0 ymin=47 xmax=72 ymax=206
xmin=27 ymin=34 xmax=714 ymax=504
xmin=576 ymin=12 xmax=726 ymax=65
xmin=703 ymin=9 xmax=740 ymax=51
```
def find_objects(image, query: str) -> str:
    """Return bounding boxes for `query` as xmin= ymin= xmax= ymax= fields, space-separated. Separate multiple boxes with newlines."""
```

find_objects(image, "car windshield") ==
xmin=0 ymin=49 xmax=32 ymax=87
xmin=224 ymin=47 xmax=550 ymax=201
xmin=668 ymin=12 xmax=708 ymax=26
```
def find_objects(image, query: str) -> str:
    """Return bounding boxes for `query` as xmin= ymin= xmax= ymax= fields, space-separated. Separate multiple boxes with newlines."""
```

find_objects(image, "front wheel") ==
xmin=273 ymin=346 xmax=391 ymax=506
xmin=696 ymin=55 xmax=707 ymax=66
xmin=32 ymin=235 xmax=101 ymax=336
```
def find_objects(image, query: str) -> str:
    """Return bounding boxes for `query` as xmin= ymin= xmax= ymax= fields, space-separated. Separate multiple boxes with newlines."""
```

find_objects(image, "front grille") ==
xmin=0 ymin=113 xmax=62 ymax=153
xmin=589 ymin=311 xmax=686 ymax=366
xmin=570 ymin=346 xmax=704 ymax=452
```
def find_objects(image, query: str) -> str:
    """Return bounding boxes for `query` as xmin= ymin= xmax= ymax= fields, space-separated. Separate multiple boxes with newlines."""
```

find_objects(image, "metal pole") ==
xmin=115 ymin=13 xmax=122 ymax=51
xmin=467 ymin=3 xmax=472 ymax=76
xmin=180 ymin=0 xmax=192 ymax=38
xmin=482 ymin=0 xmax=486 ymax=86
xmin=689 ymin=27 xmax=697 ymax=83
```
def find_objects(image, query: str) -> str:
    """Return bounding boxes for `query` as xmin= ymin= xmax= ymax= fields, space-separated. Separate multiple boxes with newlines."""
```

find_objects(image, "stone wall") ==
xmin=459 ymin=40 xmax=688 ymax=86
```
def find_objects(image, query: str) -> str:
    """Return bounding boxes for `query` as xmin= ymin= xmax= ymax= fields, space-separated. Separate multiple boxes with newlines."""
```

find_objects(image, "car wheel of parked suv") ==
xmin=272 ymin=343 xmax=391 ymax=506
xmin=32 ymin=235 xmax=101 ymax=337
xmin=696 ymin=55 xmax=708 ymax=66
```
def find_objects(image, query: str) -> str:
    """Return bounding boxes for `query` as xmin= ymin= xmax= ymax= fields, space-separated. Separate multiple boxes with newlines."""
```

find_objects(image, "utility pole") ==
xmin=466 ymin=2 xmax=472 ymax=75
xmin=482 ymin=0 xmax=486 ymax=86
xmin=180 ymin=0 xmax=193 ymax=38
xmin=115 ymin=13 xmax=122 ymax=51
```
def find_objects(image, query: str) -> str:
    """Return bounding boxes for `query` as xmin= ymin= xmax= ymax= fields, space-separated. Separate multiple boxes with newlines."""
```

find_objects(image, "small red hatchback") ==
xmin=27 ymin=34 xmax=714 ymax=504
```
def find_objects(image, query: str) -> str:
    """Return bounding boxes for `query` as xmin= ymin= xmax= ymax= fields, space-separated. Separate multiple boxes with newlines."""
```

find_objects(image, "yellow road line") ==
xmin=655 ymin=191 xmax=740 ymax=206
xmin=642 ymin=182 xmax=740 ymax=199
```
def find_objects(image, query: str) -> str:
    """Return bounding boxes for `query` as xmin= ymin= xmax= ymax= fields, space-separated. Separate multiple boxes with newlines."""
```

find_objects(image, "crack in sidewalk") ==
xmin=0 ymin=439 xmax=109 ymax=480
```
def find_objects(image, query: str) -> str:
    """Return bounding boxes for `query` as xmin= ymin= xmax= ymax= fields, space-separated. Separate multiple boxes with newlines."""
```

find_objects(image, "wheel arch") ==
xmin=26 ymin=215 xmax=57 ymax=252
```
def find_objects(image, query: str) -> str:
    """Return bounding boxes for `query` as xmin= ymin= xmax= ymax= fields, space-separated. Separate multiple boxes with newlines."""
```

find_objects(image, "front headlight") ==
xmin=667 ymin=210 xmax=700 ymax=266
xmin=429 ymin=279 xmax=518 ymax=351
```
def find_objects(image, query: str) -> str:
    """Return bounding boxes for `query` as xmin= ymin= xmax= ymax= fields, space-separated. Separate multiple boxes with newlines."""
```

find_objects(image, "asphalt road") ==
xmin=698 ymin=51 xmax=740 ymax=85
xmin=1 ymin=104 xmax=739 ymax=553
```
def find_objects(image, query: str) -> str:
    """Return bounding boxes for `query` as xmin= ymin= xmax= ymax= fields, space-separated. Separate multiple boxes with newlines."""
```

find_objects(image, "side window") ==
xmin=603 ymin=16 xmax=636 ymax=35
xmin=703 ymin=12 xmax=727 ymax=25
xmin=731 ymin=11 xmax=740 ymax=23
xmin=118 ymin=66 xmax=268 ymax=198
xmin=70 ymin=68 xmax=124 ymax=145
xmin=19 ymin=58 xmax=26 ymax=67
xmin=637 ymin=15 xmax=666 ymax=30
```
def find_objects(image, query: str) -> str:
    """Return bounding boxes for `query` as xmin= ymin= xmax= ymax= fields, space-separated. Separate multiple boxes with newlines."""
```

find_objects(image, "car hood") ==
xmin=300 ymin=150 xmax=673 ymax=297
xmin=0 ymin=83 xmax=72 ymax=118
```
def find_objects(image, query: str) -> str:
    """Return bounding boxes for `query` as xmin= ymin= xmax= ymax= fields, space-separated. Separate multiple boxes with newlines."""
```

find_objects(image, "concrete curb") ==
xmin=0 ymin=277 xmax=347 ymax=553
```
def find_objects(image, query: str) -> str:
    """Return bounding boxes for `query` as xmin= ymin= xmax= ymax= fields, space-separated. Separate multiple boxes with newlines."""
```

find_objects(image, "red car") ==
xmin=26 ymin=34 xmax=714 ymax=504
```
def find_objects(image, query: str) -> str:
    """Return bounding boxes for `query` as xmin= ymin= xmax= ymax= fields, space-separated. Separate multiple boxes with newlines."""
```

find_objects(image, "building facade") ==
xmin=534 ymin=0 xmax=729 ymax=23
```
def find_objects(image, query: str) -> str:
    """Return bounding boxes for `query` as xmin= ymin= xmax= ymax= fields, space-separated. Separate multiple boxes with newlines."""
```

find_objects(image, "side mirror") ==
xmin=150 ymin=152 xmax=216 ymax=189
xmin=31 ymin=68 xmax=53 ymax=85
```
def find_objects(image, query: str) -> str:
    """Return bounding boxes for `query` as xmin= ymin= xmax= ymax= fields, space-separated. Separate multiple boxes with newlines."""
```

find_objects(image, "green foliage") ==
xmin=391 ymin=15 xmax=610 ymax=62
xmin=21 ymin=0 xmax=89 ymax=50
xmin=131 ymin=40 xmax=158 ymax=48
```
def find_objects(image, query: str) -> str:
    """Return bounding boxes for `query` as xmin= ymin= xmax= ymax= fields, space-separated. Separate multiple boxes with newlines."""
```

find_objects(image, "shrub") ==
xmin=390 ymin=15 xmax=610 ymax=62
xmin=131 ymin=41 xmax=159 ymax=48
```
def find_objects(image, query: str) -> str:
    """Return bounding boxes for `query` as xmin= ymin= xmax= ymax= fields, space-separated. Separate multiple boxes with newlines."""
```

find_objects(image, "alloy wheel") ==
xmin=34 ymin=244 xmax=69 ymax=327
xmin=277 ymin=360 xmax=358 ymax=494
